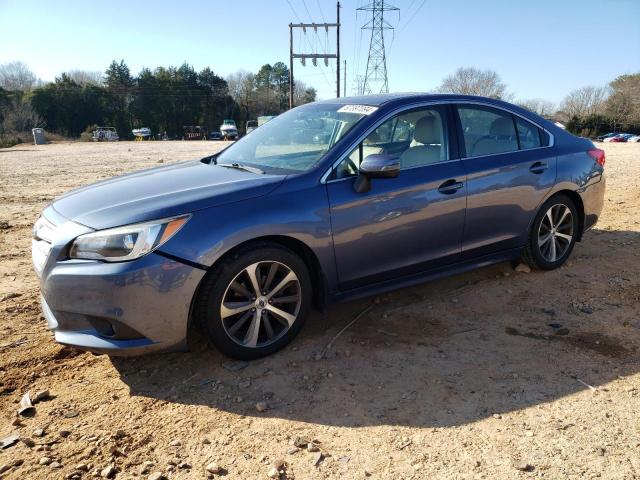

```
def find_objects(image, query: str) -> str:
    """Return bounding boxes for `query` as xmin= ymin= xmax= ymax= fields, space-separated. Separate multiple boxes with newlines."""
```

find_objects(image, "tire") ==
xmin=193 ymin=243 xmax=312 ymax=360
xmin=522 ymin=194 xmax=579 ymax=270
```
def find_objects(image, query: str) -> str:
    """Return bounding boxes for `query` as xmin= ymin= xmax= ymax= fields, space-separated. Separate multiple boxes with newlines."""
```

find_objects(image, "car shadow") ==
xmin=111 ymin=228 xmax=640 ymax=428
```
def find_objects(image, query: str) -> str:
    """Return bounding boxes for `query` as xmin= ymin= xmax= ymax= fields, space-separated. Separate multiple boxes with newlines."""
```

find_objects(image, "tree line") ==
xmin=0 ymin=60 xmax=317 ymax=142
xmin=1 ymin=61 xmax=638 ymax=146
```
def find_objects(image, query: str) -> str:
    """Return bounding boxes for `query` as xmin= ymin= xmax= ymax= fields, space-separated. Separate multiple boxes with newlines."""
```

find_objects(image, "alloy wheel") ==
xmin=220 ymin=261 xmax=302 ymax=348
xmin=537 ymin=204 xmax=574 ymax=262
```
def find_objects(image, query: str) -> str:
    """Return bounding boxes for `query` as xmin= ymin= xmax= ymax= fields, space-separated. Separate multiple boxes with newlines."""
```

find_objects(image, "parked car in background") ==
xmin=183 ymin=126 xmax=207 ymax=140
xmin=91 ymin=127 xmax=119 ymax=142
xmin=33 ymin=94 xmax=606 ymax=359
xmin=246 ymin=120 xmax=258 ymax=135
xmin=209 ymin=131 xmax=223 ymax=141
xmin=220 ymin=119 xmax=239 ymax=140
xmin=627 ymin=135 xmax=640 ymax=142
xmin=596 ymin=132 xmax=619 ymax=142
xmin=605 ymin=133 xmax=634 ymax=143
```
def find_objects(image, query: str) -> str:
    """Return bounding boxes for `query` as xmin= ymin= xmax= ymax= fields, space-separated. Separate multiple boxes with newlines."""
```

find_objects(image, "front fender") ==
xmin=157 ymin=181 xmax=337 ymax=290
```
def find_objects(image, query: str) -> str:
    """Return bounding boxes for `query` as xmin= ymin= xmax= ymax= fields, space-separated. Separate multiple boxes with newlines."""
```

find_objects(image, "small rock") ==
xmin=267 ymin=466 xmax=280 ymax=478
xmin=149 ymin=473 xmax=166 ymax=480
xmin=178 ymin=462 xmax=191 ymax=469
xmin=33 ymin=428 xmax=45 ymax=438
xmin=50 ymin=461 xmax=63 ymax=468
xmin=222 ymin=360 xmax=248 ymax=372
xmin=101 ymin=465 xmax=116 ymax=478
xmin=524 ymin=430 xmax=534 ymax=437
xmin=312 ymin=451 xmax=323 ymax=467
xmin=21 ymin=437 xmax=35 ymax=448
xmin=515 ymin=263 xmax=531 ymax=273
xmin=287 ymin=447 xmax=300 ymax=455
xmin=157 ymin=159 xmax=164 ymax=164
xmin=39 ymin=457 xmax=53 ymax=465
xmin=33 ymin=390 xmax=50 ymax=403
xmin=307 ymin=442 xmax=319 ymax=452
xmin=292 ymin=436 xmax=309 ymax=448
xmin=202 ymin=438 xmax=211 ymax=445
xmin=75 ymin=463 xmax=89 ymax=471
xmin=206 ymin=462 xmax=222 ymax=474
xmin=255 ymin=401 xmax=269 ymax=412
xmin=169 ymin=439 xmax=181 ymax=447
xmin=0 ymin=221 xmax=11 ymax=230
xmin=515 ymin=462 xmax=534 ymax=472
xmin=59 ymin=430 xmax=71 ymax=438
xmin=64 ymin=411 xmax=79 ymax=418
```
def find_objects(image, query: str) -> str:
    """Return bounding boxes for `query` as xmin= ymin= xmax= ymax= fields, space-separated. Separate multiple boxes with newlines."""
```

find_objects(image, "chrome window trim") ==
xmin=320 ymin=99 xmax=555 ymax=184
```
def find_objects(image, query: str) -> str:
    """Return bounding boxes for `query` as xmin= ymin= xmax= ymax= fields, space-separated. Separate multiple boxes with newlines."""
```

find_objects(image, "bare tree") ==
xmin=226 ymin=70 xmax=256 ymax=111
xmin=0 ymin=61 xmax=38 ymax=91
xmin=561 ymin=86 xmax=609 ymax=118
xmin=2 ymin=98 xmax=42 ymax=132
xmin=66 ymin=70 xmax=104 ymax=86
xmin=436 ymin=67 xmax=509 ymax=99
xmin=517 ymin=98 xmax=557 ymax=117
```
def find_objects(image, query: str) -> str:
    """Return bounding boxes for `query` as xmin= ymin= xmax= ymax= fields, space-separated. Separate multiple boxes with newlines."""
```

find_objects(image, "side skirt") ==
xmin=331 ymin=247 xmax=523 ymax=304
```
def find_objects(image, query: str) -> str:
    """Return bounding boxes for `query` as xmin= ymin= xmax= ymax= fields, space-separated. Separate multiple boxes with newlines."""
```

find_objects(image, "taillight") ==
xmin=588 ymin=148 xmax=605 ymax=167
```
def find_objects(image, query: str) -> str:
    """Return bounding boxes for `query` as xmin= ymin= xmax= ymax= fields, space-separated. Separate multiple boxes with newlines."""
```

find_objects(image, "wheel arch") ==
xmin=188 ymin=234 xmax=328 ymax=336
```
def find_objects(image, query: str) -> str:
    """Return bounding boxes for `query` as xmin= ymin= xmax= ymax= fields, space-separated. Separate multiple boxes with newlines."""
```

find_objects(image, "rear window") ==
xmin=515 ymin=117 xmax=542 ymax=150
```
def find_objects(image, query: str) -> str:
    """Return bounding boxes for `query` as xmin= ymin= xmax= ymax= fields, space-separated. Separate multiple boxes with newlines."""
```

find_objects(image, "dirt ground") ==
xmin=0 ymin=140 xmax=639 ymax=480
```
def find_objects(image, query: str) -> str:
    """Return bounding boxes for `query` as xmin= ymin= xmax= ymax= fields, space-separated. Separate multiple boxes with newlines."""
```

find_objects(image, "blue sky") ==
xmin=1 ymin=0 xmax=638 ymax=103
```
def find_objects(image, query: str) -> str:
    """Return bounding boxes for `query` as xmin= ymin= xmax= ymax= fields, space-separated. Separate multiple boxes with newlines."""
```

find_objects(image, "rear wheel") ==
xmin=522 ymin=194 xmax=578 ymax=270
xmin=194 ymin=244 xmax=312 ymax=359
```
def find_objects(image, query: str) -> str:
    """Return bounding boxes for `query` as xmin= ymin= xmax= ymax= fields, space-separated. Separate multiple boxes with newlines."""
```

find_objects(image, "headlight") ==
xmin=68 ymin=215 xmax=190 ymax=262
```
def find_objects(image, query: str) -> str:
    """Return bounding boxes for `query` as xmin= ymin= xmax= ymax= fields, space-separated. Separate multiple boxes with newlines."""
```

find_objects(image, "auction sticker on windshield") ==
xmin=337 ymin=105 xmax=378 ymax=115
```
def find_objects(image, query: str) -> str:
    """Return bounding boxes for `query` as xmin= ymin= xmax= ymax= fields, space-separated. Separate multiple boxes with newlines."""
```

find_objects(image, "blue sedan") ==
xmin=32 ymin=94 xmax=606 ymax=359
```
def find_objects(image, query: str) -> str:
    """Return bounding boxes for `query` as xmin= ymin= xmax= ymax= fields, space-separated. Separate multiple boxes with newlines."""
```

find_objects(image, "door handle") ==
xmin=437 ymin=179 xmax=464 ymax=195
xmin=529 ymin=161 xmax=548 ymax=174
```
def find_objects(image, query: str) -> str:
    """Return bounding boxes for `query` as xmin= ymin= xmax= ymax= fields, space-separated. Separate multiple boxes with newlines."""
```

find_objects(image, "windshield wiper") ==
xmin=216 ymin=162 xmax=265 ymax=175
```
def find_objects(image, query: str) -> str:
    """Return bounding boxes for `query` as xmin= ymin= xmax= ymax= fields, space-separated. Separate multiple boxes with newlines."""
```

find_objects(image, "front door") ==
xmin=326 ymin=105 xmax=467 ymax=291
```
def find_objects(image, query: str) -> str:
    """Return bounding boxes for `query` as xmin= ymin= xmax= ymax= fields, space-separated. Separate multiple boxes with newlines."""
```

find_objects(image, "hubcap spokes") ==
xmin=221 ymin=261 xmax=301 ymax=348
xmin=538 ymin=204 xmax=573 ymax=262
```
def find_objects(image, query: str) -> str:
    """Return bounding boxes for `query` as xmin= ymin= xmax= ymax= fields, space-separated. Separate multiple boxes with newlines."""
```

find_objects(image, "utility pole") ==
xmin=358 ymin=0 xmax=399 ymax=94
xmin=336 ymin=1 xmax=341 ymax=99
xmin=344 ymin=60 xmax=347 ymax=97
xmin=288 ymin=1 xmax=341 ymax=109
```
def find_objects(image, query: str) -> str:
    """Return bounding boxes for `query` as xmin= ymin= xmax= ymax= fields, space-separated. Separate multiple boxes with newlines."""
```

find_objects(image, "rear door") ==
xmin=326 ymin=104 xmax=467 ymax=290
xmin=454 ymin=103 xmax=556 ymax=258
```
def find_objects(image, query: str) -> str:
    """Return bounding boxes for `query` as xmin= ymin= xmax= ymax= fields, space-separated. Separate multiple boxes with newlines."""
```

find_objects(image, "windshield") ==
xmin=214 ymin=103 xmax=371 ymax=173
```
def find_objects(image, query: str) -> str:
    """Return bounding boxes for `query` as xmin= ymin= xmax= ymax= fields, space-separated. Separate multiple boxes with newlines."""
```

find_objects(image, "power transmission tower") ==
xmin=289 ymin=1 xmax=341 ymax=109
xmin=357 ymin=0 xmax=398 ymax=94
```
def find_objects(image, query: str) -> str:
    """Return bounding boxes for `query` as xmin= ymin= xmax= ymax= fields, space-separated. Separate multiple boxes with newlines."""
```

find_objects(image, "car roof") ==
xmin=316 ymin=93 xmax=513 ymax=108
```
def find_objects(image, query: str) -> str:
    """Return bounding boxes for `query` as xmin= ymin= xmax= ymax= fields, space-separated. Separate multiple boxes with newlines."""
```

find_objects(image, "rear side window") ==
xmin=515 ymin=117 xmax=542 ymax=149
xmin=457 ymin=106 xmax=518 ymax=157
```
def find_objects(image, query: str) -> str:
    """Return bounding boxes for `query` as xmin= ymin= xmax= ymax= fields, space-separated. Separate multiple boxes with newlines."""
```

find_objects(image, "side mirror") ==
xmin=359 ymin=154 xmax=401 ymax=178
xmin=354 ymin=154 xmax=400 ymax=193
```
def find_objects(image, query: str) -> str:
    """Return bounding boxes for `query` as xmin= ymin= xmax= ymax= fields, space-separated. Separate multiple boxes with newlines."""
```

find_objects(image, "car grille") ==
xmin=32 ymin=216 xmax=56 ymax=276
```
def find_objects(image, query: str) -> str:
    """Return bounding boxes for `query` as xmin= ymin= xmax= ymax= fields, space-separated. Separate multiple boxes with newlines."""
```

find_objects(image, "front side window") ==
xmin=332 ymin=106 xmax=449 ymax=179
xmin=215 ymin=103 xmax=371 ymax=173
xmin=457 ymin=106 xmax=518 ymax=157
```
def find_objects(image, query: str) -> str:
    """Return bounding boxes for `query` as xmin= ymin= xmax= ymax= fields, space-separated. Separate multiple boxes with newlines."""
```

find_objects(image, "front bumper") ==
xmin=34 ymin=208 xmax=206 ymax=356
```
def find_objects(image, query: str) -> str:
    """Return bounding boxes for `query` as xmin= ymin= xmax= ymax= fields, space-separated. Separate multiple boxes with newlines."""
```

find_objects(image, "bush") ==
xmin=0 ymin=133 xmax=21 ymax=148
xmin=80 ymin=124 xmax=98 ymax=142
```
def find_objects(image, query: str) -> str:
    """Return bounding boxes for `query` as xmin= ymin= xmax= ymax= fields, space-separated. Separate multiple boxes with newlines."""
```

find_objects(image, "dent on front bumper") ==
xmin=34 ymin=208 xmax=207 ymax=355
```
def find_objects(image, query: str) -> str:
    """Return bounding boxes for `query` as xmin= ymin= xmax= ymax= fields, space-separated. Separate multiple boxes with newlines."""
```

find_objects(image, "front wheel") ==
xmin=193 ymin=244 xmax=312 ymax=359
xmin=522 ymin=194 xmax=579 ymax=270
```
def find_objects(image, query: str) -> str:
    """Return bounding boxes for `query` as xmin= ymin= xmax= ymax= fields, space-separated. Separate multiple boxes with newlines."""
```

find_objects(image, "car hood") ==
xmin=50 ymin=160 xmax=285 ymax=230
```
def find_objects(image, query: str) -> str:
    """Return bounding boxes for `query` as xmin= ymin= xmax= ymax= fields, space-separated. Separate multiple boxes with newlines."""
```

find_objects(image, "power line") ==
xmin=398 ymin=0 xmax=426 ymax=33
